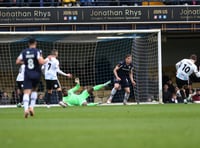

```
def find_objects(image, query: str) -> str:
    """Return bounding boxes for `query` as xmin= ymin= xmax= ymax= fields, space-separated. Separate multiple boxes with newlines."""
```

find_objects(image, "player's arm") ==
xmin=194 ymin=66 xmax=200 ymax=78
xmin=57 ymin=67 xmax=72 ymax=78
xmin=129 ymin=70 xmax=136 ymax=86
xmin=16 ymin=54 xmax=24 ymax=65
xmin=37 ymin=52 xmax=49 ymax=65
xmin=41 ymin=65 xmax=45 ymax=74
xmin=113 ymin=64 xmax=121 ymax=81
xmin=68 ymin=78 xmax=80 ymax=93
xmin=175 ymin=60 xmax=183 ymax=70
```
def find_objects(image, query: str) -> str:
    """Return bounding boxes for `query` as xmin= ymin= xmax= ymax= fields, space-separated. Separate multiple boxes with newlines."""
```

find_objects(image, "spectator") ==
xmin=167 ymin=79 xmax=175 ymax=94
xmin=192 ymin=88 xmax=200 ymax=102
xmin=1 ymin=91 xmax=10 ymax=105
xmin=162 ymin=72 xmax=170 ymax=87
xmin=63 ymin=0 xmax=77 ymax=6
xmin=187 ymin=88 xmax=195 ymax=102
xmin=11 ymin=88 xmax=21 ymax=104
xmin=163 ymin=84 xmax=172 ymax=103
xmin=37 ymin=94 xmax=46 ymax=104
xmin=170 ymin=93 xmax=178 ymax=103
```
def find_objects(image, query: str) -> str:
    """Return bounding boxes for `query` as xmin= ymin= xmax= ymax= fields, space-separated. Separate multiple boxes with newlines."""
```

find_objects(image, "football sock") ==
xmin=30 ymin=91 xmax=37 ymax=108
xmin=180 ymin=89 xmax=186 ymax=99
xmin=108 ymin=88 xmax=117 ymax=101
xmin=58 ymin=91 xmax=63 ymax=102
xmin=103 ymin=80 xmax=111 ymax=86
xmin=23 ymin=94 xmax=29 ymax=111
xmin=93 ymin=80 xmax=111 ymax=91
xmin=93 ymin=84 xmax=104 ymax=91
xmin=20 ymin=93 xmax=23 ymax=103
xmin=124 ymin=92 xmax=130 ymax=101
xmin=87 ymin=103 xmax=99 ymax=106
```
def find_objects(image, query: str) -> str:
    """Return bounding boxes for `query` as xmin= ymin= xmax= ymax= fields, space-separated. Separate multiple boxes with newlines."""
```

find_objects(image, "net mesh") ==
xmin=0 ymin=31 xmax=161 ymax=104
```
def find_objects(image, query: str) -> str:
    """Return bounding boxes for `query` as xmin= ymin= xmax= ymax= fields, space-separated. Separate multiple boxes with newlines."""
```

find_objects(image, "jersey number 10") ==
xmin=182 ymin=64 xmax=190 ymax=73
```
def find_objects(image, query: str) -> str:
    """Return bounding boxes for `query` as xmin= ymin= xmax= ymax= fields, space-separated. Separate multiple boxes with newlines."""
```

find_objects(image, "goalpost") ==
xmin=0 ymin=30 xmax=162 ymax=105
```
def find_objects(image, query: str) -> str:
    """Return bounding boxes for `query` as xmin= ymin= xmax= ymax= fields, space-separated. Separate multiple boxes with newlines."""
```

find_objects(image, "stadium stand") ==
xmin=0 ymin=0 xmax=200 ymax=7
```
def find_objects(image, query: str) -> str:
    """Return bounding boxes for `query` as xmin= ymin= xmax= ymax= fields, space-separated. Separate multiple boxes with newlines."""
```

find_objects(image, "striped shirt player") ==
xmin=42 ymin=49 xmax=71 ymax=107
xmin=107 ymin=54 xmax=136 ymax=105
xmin=175 ymin=54 xmax=200 ymax=102
xmin=16 ymin=38 xmax=48 ymax=118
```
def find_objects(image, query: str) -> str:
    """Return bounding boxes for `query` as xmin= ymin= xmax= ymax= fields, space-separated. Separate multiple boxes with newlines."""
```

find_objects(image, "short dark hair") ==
xmin=29 ymin=37 xmax=36 ymax=45
xmin=51 ymin=49 xmax=58 ymax=55
xmin=190 ymin=54 xmax=197 ymax=61
xmin=125 ymin=54 xmax=132 ymax=59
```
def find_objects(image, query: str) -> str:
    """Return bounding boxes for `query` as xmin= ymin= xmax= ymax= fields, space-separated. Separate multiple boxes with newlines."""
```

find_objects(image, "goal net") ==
xmin=0 ymin=30 xmax=162 ymax=105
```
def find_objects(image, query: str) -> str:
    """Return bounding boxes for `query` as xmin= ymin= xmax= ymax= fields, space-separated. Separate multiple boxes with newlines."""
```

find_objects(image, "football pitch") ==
xmin=0 ymin=104 xmax=200 ymax=148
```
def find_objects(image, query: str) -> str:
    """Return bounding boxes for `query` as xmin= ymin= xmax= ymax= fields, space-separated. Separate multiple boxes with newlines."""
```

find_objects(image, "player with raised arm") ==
xmin=16 ymin=64 xmax=25 ymax=107
xmin=16 ymin=38 xmax=48 ymax=118
xmin=42 ymin=49 xmax=72 ymax=108
xmin=61 ymin=78 xmax=111 ymax=107
xmin=107 ymin=54 xmax=136 ymax=105
xmin=175 ymin=54 xmax=200 ymax=103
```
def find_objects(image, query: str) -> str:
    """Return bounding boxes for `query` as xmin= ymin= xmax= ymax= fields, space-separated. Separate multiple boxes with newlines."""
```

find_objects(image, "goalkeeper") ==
xmin=60 ymin=78 xmax=111 ymax=107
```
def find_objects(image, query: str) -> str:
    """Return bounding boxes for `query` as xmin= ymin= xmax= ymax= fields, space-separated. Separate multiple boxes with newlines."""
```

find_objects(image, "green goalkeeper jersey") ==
xmin=62 ymin=80 xmax=110 ymax=106
xmin=62 ymin=83 xmax=90 ymax=106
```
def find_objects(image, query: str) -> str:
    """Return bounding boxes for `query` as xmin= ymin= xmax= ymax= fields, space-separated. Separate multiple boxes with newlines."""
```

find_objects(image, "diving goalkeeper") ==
xmin=59 ymin=78 xmax=111 ymax=107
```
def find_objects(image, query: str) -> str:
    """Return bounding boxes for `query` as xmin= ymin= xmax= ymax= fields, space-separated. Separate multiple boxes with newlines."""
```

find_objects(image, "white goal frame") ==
xmin=0 ymin=29 xmax=162 ymax=103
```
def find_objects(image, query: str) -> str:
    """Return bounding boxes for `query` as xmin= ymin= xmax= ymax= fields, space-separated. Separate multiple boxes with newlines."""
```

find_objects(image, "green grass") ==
xmin=0 ymin=104 xmax=200 ymax=148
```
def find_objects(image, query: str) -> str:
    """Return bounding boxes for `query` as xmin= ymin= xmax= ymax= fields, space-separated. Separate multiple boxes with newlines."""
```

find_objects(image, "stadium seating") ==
xmin=0 ymin=0 xmax=200 ymax=7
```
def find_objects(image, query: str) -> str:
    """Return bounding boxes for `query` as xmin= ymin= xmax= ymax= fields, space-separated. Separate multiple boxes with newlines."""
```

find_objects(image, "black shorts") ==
xmin=176 ymin=77 xmax=188 ymax=89
xmin=23 ymin=77 xmax=40 ymax=89
xmin=16 ymin=81 xmax=24 ymax=89
xmin=46 ymin=80 xmax=61 ymax=90
xmin=114 ymin=77 xmax=130 ymax=88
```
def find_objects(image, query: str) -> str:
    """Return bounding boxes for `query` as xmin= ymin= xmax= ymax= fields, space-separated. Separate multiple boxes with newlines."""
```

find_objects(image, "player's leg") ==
xmin=92 ymin=80 xmax=111 ymax=91
xmin=87 ymin=103 xmax=100 ymax=106
xmin=78 ymin=90 xmax=90 ymax=106
xmin=55 ymin=79 xmax=65 ymax=104
xmin=76 ymin=80 xmax=111 ymax=104
xmin=123 ymin=87 xmax=130 ymax=105
xmin=22 ymin=78 xmax=32 ymax=118
xmin=45 ymin=80 xmax=53 ymax=107
xmin=29 ymin=79 xmax=40 ymax=116
xmin=81 ymin=101 xmax=99 ymax=106
xmin=107 ymin=79 xmax=121 ymax=104
xmin=16 ymin=81 xmax=23 ymax=107
xmin=176 ymin=77 xmax=188 ymax=103
xmin=122 ymin=78 xmax=131 ymax=105
xmin=52 ymin=80 xmax=66 ymax=108
xmin=23 ymin=89 xmax=32 ymax=118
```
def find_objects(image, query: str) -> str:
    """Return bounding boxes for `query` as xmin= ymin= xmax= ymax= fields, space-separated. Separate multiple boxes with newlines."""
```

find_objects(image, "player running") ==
xmin=16 ymin=38 xmax=49 ymax=118
xmin=16 ymin=64 xmax=25 ymax=107
xmin=42 ymin=49 xmax=72 ymax=107
xmin=60 ymin=78 xmax=111 ymax=107
xmin=175 ymin=54 xmax=200 ymax=103
xmin=107 ymin=54 xmax=136 ymax=105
